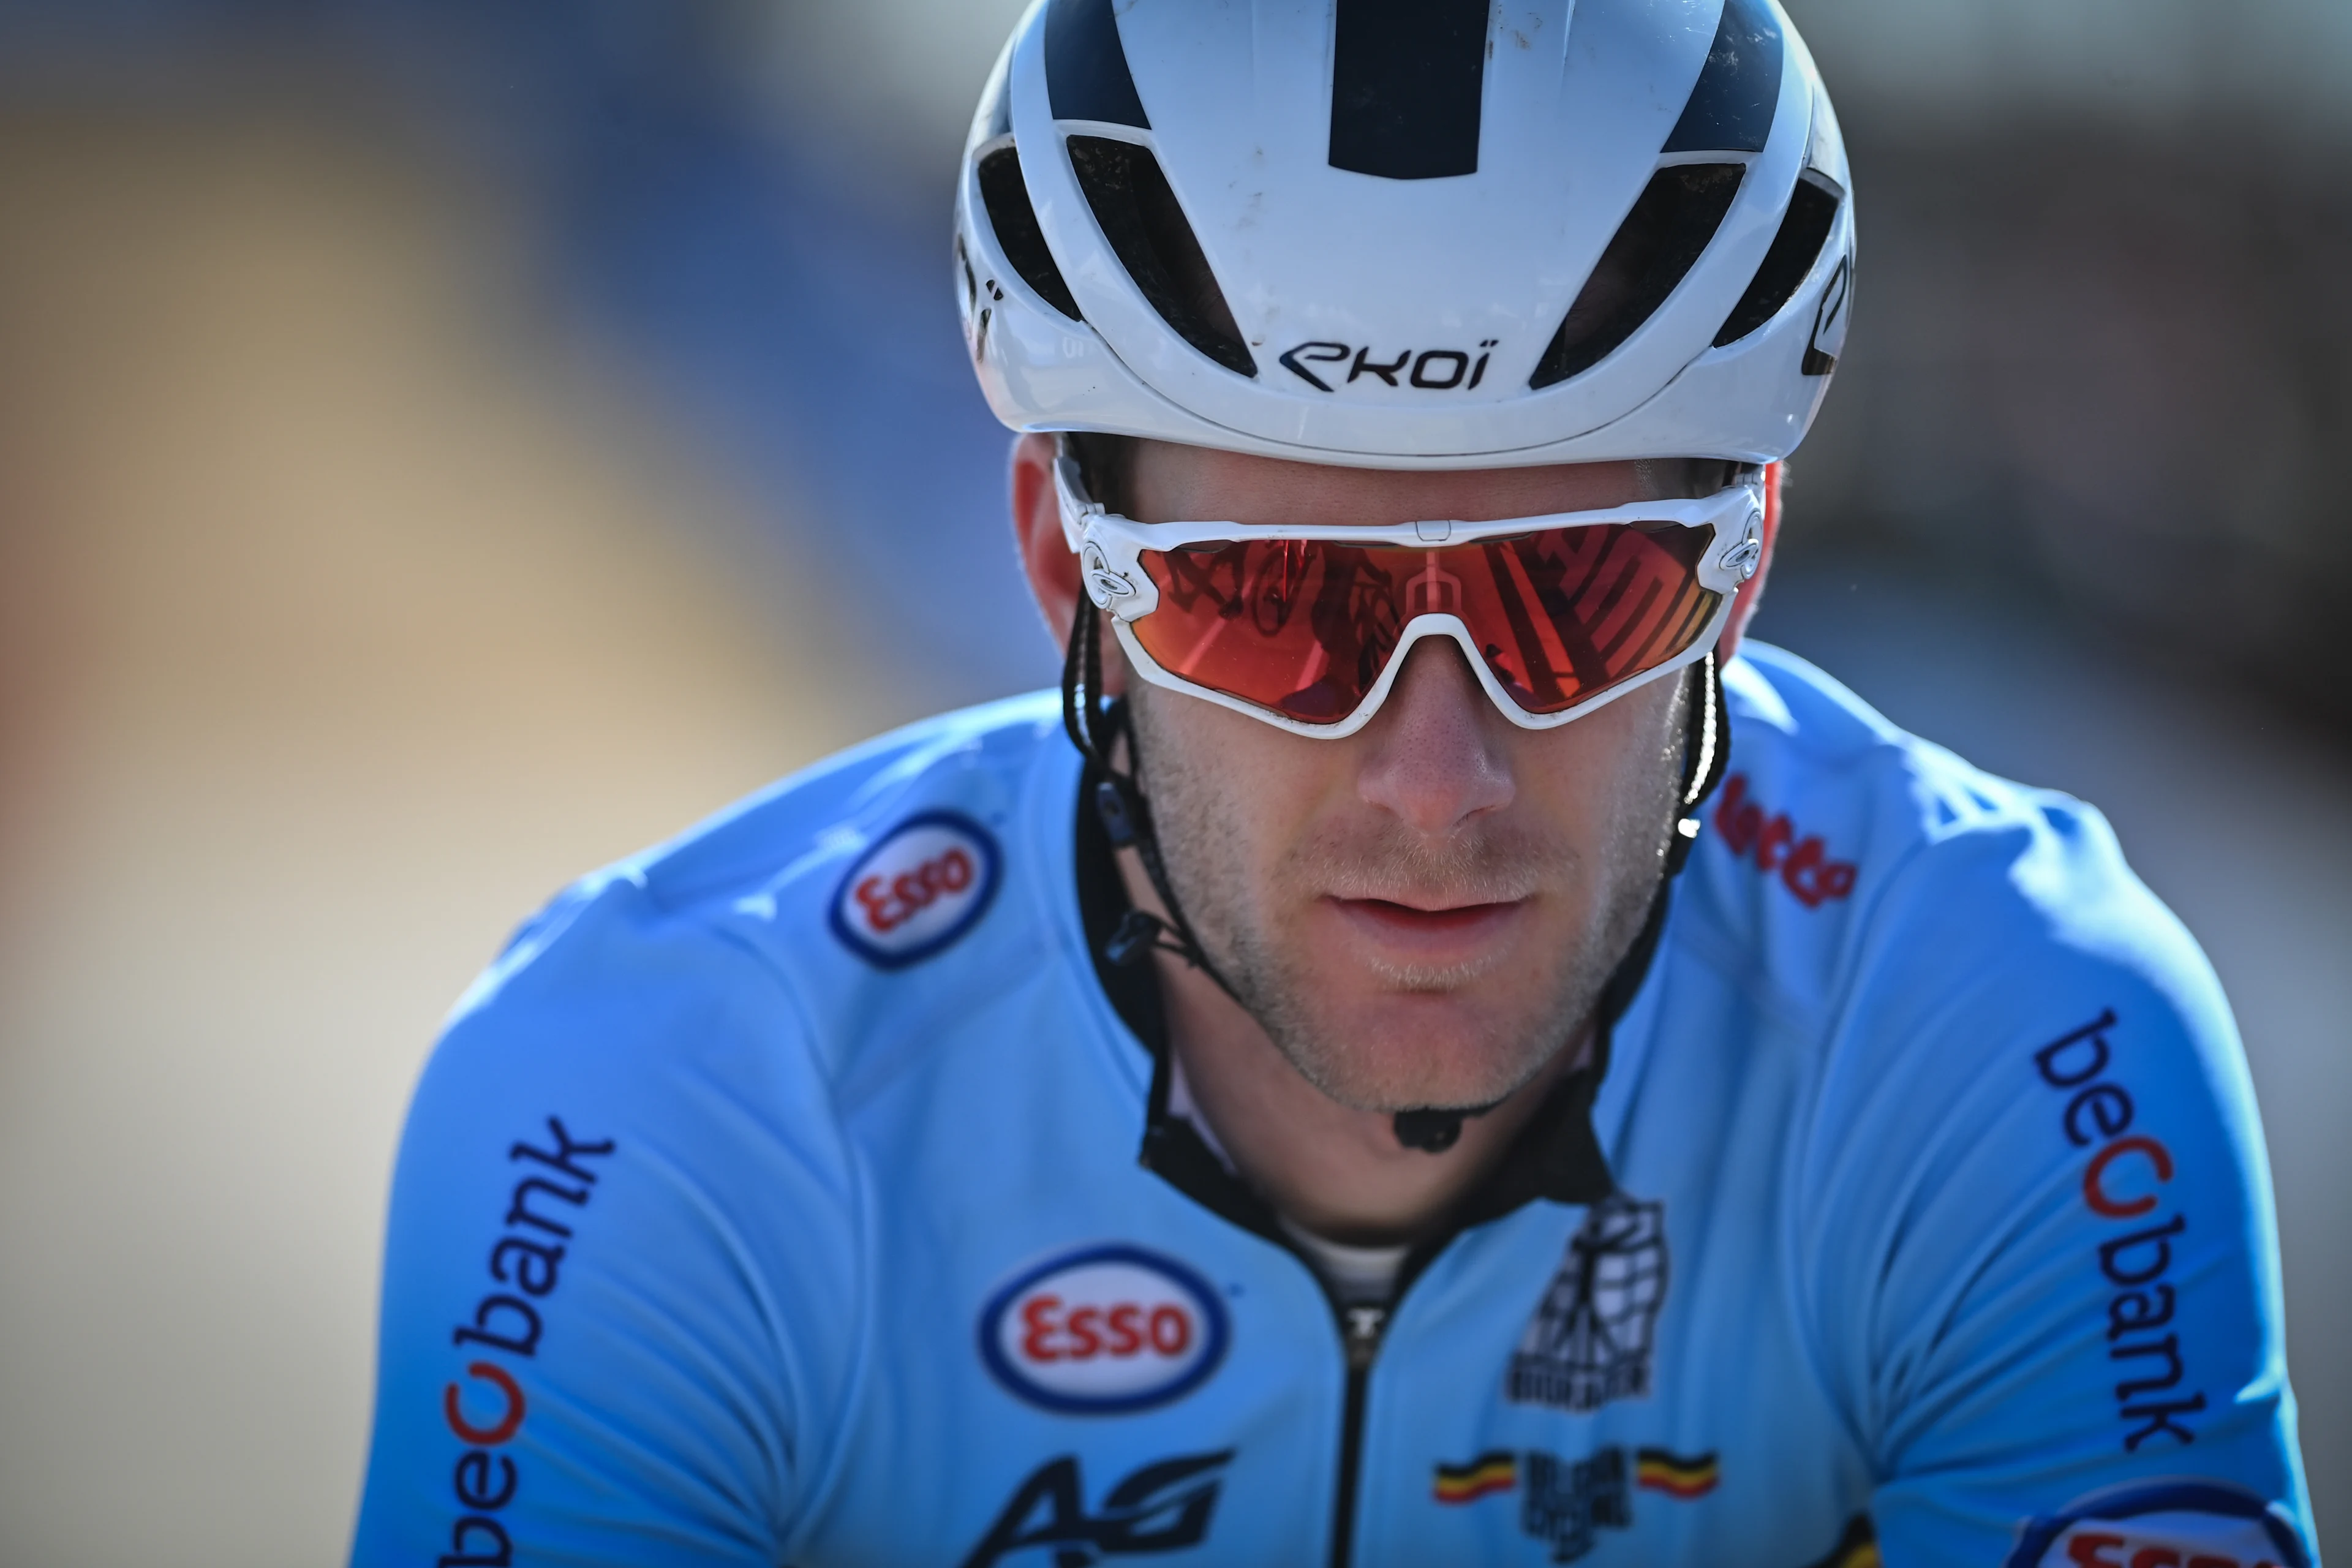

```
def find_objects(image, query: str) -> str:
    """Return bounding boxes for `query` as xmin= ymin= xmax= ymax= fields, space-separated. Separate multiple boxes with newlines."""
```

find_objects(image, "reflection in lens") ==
xmin=1134 ymin=522 xmax=1719 ymax=724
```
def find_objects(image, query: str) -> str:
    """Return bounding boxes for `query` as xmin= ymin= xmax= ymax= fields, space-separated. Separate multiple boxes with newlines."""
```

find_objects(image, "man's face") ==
xmin=1118 ymin=442 xmax=1695 ymax=1115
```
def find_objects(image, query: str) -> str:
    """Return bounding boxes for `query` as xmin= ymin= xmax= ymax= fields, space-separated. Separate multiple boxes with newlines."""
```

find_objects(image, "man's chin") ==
xmin=1275 ymin=1012 xmax=1562 ymax=1118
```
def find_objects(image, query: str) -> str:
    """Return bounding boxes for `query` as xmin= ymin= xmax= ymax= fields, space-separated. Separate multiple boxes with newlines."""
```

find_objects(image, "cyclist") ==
xmin=353 ymin=1 xmax=2317 ymax=1563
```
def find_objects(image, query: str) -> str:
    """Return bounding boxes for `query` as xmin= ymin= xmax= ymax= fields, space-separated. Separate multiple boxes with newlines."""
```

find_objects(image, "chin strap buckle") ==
xmin=1095 ymin=779 xmax=1139 ymax=848
xmin=1392 ymin=1109 xmax=1467 ymax=1153
xmin=1105 ymin=909 xmax=1167 ymax=968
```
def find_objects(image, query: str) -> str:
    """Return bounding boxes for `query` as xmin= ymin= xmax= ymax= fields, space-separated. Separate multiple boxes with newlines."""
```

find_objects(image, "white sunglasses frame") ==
xmin=1054 ymin=456 xmax=1764 ymax=739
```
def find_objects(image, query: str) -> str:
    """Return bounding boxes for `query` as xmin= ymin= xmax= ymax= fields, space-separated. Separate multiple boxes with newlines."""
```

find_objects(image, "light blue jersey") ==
xmin=352 ymin=646 xmax=2316 ymax=1567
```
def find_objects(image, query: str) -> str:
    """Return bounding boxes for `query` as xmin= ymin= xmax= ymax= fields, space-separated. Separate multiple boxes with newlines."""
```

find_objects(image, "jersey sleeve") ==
xmin=350 ymin=874 xmax=864 ymax=1567
xmin=1793 ymin=794 xmax=2318 ymax=1567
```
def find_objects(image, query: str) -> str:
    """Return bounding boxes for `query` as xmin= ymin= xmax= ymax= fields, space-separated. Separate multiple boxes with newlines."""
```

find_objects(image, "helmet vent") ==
xmin=1067 ymin=136 xmax=1258 ymax=378
xmin=1327 ymin=0 xmax=1490 ymax=181
xmin=1713 ymin=172 xmax=1841 ymax=346
xmin=977 ymin=146 xmax=1083 ymax=322
xmin=1662 ymin=0 xmax=1784 ymax=156
xmin=1530 ymin=164 xmax=1744 ymax=389
xmin=1046 ymin=0 xmax=1150 ymax=129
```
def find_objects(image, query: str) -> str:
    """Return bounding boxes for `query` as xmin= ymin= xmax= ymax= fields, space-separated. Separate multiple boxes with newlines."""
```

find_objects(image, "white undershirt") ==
xmin=1276 ymin=1219 xmax=1411 ymax=1307
xmin=1167 ymin=1055 xmax=1410 ymax=1306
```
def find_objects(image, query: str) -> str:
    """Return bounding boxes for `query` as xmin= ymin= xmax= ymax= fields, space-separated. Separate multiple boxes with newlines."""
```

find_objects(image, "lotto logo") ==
xmin=829 ymin=812 xmax=1000 ymax=968
xmin=1711 ymin=773 xmax=1857 ymax=909
xmin=979 ymin=1245 xmax=1229 ymax=1415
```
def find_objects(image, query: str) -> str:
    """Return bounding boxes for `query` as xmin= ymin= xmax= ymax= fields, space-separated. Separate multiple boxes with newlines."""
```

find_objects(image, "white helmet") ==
xmin=954 ymin=0 xmax=1853 ymax=470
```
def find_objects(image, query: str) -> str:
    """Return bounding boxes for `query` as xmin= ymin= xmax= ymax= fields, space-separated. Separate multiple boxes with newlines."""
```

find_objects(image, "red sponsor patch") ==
xmin=979 ymin=1245 xmax=1228 ymax=1414
xmin=1712 ymin=773 xmax=1856 ymax=908
xmin=829 ymin=812 xmax=1000 ymax=968
xmin=2005 ymin=1479 xmax=2307 ymax=1567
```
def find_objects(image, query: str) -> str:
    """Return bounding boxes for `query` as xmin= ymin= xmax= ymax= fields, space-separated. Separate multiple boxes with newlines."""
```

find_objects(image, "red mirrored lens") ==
xmin=1131 ymin=524 xmax=1720 ymax=725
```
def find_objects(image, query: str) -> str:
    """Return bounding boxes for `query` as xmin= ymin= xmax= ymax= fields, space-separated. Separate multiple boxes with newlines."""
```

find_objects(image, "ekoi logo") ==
xmin=829 ymin=811 xmax=1001 ymax=969
xmin=1279 ymin=339 xmax=1499 ymax=393
xmin=1711 ymin=774 xmax=1857 ymax=908
xmin=435 ymin=1116 xmax=614 ymax=1568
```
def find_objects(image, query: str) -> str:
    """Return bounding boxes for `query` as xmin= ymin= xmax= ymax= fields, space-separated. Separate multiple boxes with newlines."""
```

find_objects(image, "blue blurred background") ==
xmin=0 ymin=2 xmax=2342 ymax=1561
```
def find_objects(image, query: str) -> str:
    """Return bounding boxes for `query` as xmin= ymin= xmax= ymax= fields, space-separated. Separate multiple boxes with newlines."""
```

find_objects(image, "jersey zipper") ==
xmin=1328 ymin=1302 xmax=1389 ymax=1568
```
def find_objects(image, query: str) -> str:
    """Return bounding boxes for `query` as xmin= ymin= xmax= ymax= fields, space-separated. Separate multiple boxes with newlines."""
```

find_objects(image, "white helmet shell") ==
xmin=955 ymin=0 xmax=1854 ymax=469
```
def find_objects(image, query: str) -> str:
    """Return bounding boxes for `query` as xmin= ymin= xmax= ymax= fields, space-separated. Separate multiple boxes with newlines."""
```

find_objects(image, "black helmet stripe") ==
xmin=1046 ymin=0 xmax=1150 ymax=129
xmin=1529 ymin=164 xmax=1744 ymax=388
xmin=978 ymin=146 xmax=1084 ymax=322
xmin=1067 ymin=137 xmax=1257 ymax=376
xmin=1327 ymin=0 xmax=1490 ymax=181
xmin=1713 ymin=170 xmax=1841 ymax=346
xmin=1662 ymin=0 xmax=1784 ymax=155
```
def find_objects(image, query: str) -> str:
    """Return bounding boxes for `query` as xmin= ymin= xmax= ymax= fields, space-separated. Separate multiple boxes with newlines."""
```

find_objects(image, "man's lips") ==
xmin=1324 ymin=895 xmax=1525 ymax=957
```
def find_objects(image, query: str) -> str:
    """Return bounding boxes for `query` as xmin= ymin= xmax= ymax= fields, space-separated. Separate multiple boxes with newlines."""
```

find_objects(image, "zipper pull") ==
xmin=1342 ymin=1305 xmax=1389 ymax=1371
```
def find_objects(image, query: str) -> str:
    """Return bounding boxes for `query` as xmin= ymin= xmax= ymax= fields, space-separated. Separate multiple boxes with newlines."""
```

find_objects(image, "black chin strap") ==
xmin=1063 ymin=593 xmax=1244 ymax=1003
xmin=1063 ymin=592 xmax=1730 ymax=1156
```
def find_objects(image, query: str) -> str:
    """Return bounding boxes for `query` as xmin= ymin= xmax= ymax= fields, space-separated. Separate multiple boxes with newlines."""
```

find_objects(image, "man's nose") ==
xmin=1354 ymin=637 xmax=1516 ymax=835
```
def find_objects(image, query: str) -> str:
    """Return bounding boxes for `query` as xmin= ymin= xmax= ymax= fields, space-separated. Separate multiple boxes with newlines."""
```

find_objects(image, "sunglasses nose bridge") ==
xmin=1378 ymin=615 xmax=1538 ymax=731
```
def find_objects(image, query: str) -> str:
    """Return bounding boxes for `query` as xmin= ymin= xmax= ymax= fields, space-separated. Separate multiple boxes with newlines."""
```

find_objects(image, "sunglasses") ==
xmin=1057 ymin=457 xmax=1763 ymax=738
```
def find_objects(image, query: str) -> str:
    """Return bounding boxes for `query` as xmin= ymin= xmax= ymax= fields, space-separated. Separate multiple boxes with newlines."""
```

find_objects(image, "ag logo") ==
xmin=960 ymin=1449 xmax=1233 ymax=1568
xmin=1802 ymin=254 xmax=1852 ymax=377
xmin=2003 ymin=1480 xmax=2308 ymax=1568
xmin=1506 ymin=1194 xmax=1668 ymax=1415
xmin=979 ymin=1245 xmax=1229 ymax=1415
xmin=828 ymin=811 xmax=1000 ymax=969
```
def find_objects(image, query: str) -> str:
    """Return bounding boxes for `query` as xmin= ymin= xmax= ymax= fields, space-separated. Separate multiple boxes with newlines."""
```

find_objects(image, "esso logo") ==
xmin=979 ymin=1245 xmax=1229 ymax=1415
xmin=2006 ymin=1483 xmax=2308 ymax=1568
xmin=828 ymin=812 xmax=1000 ymax=969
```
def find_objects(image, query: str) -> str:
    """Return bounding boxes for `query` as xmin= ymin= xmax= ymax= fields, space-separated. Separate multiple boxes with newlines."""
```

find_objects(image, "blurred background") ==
xmin=0 ymin=1 xmax=2342 ymax=1561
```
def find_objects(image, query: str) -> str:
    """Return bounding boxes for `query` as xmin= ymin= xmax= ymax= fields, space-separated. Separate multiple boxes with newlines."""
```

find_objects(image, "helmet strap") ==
xmin=1062 ymin=592 xmax=1245 ymax=1004
xmin=1063 ymin=598 xmax=1729 ymax=1159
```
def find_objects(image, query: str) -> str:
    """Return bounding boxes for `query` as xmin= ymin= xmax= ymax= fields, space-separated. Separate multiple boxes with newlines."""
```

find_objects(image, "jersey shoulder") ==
xmin=1693 ymin=641 xmax=2220 ymax=1037
xmin=1691 ymin=643 xmax=2262 ymax=1265
xmin=429 ymin=690 xmax=1077 ymax=1115
xmin=1694 ymin=652 xmax=2308 ymax=1557
xmin=362 ymin=702 xmax=1080 ymax=1566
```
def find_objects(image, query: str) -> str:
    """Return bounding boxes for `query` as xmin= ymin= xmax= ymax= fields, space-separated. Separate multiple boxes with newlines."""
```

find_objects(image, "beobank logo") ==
xmin=434 ymin=1116 xmax=614 ymax=1567
xmin=829 ymin=811 xmax=1000 ymax=969
xmin=979 ymin=1245 xmax=1229 ymax=1415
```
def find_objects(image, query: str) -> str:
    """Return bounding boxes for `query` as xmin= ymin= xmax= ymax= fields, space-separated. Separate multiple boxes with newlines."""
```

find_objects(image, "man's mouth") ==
xmin=1323 ymin=895 xmax=1526 ymax=959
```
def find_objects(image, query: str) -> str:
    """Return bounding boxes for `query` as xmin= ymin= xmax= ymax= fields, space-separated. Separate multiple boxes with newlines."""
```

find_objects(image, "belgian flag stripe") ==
xmin=1431 ymin=1450 xmax=1517 ymax=1503
xmin=1800 ymin=1513 xmax=1880 ymax=1568
xmin=1633 ymin=1447 xmax=1721 ymax=1498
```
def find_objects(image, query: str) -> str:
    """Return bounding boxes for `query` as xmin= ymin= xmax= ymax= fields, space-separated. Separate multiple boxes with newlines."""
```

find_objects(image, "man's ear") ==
xmin=1009 ymin=432 xmax=1126 ymax=693
xmin=1714 ymin=459 xmax=1782 ymax=665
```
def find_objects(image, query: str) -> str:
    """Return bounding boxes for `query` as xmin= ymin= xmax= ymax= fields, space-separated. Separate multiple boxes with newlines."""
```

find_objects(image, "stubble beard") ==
xmin=1129 ymin=684 xmax=1686 ymax=1115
